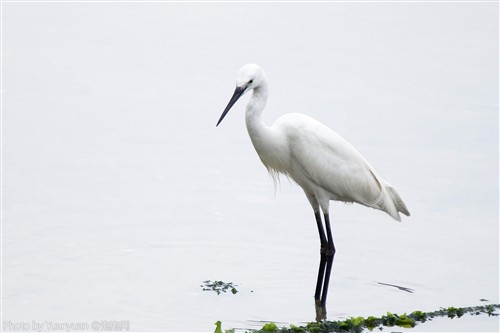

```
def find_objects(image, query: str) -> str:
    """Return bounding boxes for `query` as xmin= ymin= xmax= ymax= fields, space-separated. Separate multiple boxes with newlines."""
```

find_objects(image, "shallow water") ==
xmin=2 ymin=2 xmax=498 ymax=332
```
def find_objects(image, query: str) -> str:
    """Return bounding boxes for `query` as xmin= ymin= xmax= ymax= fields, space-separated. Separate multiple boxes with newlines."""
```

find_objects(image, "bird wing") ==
xmin=276 ymin=113 xmax=387 ymax=208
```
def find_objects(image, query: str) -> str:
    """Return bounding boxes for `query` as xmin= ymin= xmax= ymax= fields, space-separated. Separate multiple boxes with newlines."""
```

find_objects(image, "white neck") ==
xmin=244 ymin=77 xmax=281 ymax=174
xmin=243 ymin=78 xmax=291 ymax=181
xmin=245 ymin=79 xmax=269 ymax=137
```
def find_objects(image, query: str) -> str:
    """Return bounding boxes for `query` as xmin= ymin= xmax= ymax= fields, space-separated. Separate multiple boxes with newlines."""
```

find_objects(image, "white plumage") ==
xmin=216 ymin=64 xmax=410 ymax=314
xmin=217 ymin=64 xmax=410 ymax=221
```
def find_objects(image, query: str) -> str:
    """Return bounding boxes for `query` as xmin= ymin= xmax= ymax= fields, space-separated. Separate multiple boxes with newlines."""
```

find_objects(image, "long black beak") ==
xmin=216 ymin=86 xmax=246 ymax=127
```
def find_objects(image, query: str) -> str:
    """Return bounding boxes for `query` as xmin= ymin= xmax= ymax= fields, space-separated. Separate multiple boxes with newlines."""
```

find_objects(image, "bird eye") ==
xmin=249 ymin=80 xmax=253 ymax=84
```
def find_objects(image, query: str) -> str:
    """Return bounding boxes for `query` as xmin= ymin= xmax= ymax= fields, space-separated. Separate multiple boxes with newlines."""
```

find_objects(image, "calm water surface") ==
xmin=2 ymin=3 xmax=498 ymax=331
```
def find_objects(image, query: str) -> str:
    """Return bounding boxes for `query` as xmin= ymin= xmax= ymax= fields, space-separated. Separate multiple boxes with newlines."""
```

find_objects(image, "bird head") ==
xmin=216 ymin=64 xmax=265 ymax=127
xmin=236 ymin=63 xmax=265 ymax=91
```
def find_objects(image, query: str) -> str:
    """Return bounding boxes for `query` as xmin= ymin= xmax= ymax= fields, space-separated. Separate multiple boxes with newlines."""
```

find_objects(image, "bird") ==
xmin=216 ymin=64 xmax=410 ymax=319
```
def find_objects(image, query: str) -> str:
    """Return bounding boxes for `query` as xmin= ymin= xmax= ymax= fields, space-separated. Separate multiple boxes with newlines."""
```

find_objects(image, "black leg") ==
xmin=324 ymin=213 xmax=336 ymax=257
xmin=320 ymin=255 xmax=334 ymax=307
xmin=315 ymin=254 xmax=327 ymax=300
xmin=314 ymin=211 xmax=327 ymax=249
xmin=320 ymin=213 xmax=336 ymax=307
xmin=314 ymin=211 xmax=327 ymax=301
xmin=313 ymin=212 xmax=336 ymax=320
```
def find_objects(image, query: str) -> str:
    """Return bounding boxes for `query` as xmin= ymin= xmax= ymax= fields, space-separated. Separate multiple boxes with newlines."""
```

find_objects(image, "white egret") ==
xmin=216 ymin=64 xmax=410 ymax=318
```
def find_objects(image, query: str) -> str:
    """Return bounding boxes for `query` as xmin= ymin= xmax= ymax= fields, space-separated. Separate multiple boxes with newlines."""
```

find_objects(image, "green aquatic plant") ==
xmin=485 ymin=304 xmax=496 ymax=316
xmin=250 ymin=304 xmax=500 ymax=333
xmin=445 ymin=306 xmax=464 ymax=318
xmin=201 ymin=280 xmax=238 ymax=295
xmin=261 ymin=322 xmax=278 ymax=332
xmin=214 ymin=321 xmax=223 ymax=333
xmin=410 ymin=310 xmax=427 ymax=322
xmin=214 ymin=320 xmax=235 ymax=333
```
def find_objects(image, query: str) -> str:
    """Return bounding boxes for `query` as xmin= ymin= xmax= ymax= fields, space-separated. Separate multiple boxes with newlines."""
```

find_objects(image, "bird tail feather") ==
xmin=386 ymin=185 xmax=410 ymax=218
xmin=366 ymin=170 xmax=410 ymax=221
xmin=370 ymin=184 xmax=410 ymax=222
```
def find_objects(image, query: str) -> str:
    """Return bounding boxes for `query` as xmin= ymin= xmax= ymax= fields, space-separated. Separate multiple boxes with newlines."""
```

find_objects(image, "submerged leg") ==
xmin=315 ymin=298 xmax=327 ymax=322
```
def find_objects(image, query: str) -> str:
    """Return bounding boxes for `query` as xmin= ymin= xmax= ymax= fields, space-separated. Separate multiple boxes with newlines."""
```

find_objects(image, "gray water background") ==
xmin=2 ymin=2 xmax=498 ymax=331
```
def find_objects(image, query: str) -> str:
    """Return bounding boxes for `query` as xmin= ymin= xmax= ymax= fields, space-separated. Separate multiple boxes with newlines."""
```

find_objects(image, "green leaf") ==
xmin=214 ymin=321 xmax=222 ymax=333
xmin=446 ymin=306 xmax=464 ymax=318
xmin=396 ymin=314 xmax=416 ymax=328
xmin=261 ymin=322 xmax=278 ymax=332
xmin=352 ymin=316 xmax=364 ymax=327
xmin=364 ymin=316 xmax=379 ymax=330
xmin=305 ymin=322 xmax=321 ymax=333
xmin=410 ymin=310 xmax=427 ymax=322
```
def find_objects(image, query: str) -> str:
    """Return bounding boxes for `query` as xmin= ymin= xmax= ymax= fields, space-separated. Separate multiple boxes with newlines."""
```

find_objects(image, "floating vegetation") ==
xmin=201 ymin=280 xmax=239 ymax=295
xmin=247 ymin=304 xmax=500 ymax=333
xmin=261 ymin=323 xmax=279 ymax=332
xmin=214 ymin=321 xmax=223 ymax=333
